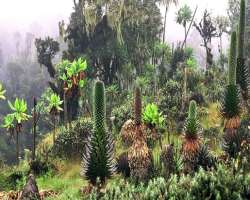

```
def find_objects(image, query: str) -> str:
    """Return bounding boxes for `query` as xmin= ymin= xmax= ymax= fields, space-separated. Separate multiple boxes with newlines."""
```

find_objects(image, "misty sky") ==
xmin=0 ymin=0 xmax=228 ymax=37
xmin=0 ymin=0 xmax=229 ymax=63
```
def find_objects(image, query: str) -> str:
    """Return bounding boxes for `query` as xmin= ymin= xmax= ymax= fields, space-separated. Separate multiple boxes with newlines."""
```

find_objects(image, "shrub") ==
xmin=111 ymin=101 xmax=133 ymax=134
xmin=52 ymin=118 xmax=92 ymax=158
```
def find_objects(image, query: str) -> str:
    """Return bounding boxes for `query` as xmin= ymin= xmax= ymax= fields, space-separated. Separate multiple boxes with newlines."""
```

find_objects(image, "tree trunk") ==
xmin=32 ymin=98 xmax=37 ymax=161
xmin=53 ymin=114 xmax=56 ymax=145
xmin=162 ymin=5 xmax=168 ymax=44
xmin=64 ymin=91 xmax=68 ymax=129
xmin=162 ymin=5 xmax=168 ymax=64
xmin=16 ymin=131 xmax=19 ymax=165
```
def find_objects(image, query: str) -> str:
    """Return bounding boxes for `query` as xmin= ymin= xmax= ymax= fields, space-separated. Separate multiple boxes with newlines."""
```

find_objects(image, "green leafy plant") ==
xmin=47 ymin=93 xmax=63 ymax=115
xmin=8 ymin=99 xmax=30 ymax=125
xmin=47 ymin=93 xmax=63 ymax=144
xmin=6 ymin=98 xmax=30 ymax=164
xmin=0 ymin=83 xmax=6 ymax=100
xmin=82 ymin=80 xmax=116 ymax=185
xmin=143 ymin=103 xmax=164 ymax=128
xmin=59 ymin=58 xmax=87 ymax=92
xmin=2 ymin=114 xmax=15 ymax=136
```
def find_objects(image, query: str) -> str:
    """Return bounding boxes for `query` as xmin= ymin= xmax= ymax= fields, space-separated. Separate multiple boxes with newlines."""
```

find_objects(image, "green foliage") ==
xmin=221 ymin=84 xmax=241 ymax=119
xmin=186 ymin=57 xmax=197 ymax=69
xmin=176 ymin=4 xmax=192 ymax=27
xmin=47 ymin=93 xmax=63 ymax=114
xmin=52 ymin=118 xmax=93 ymax=158
xmin=7 ymin=98 xmax=30 ymax=124
xmin=111 ymin=100 xmax=133 ymax=134
xmin=228 ymin=31 xmax=237 ymax=85
xmin=82 ymin=80 xmax=116 ymax=184
xmin=184 ymin=100 xmax=199 ymax=137
xmin=59 ymin=58 xmax=87 ymax=89
xmin=143 ymin=103 xmax=164 ymax=128
xmin=158 ymin=79 xmax=182 ymax=120
xmin=0 ymin=83 xmax=6 ymax=100
xmin=87 ymin=164 xmax=250 ymax=200
xmin=2 ymin=114 xmax=15 ymax=131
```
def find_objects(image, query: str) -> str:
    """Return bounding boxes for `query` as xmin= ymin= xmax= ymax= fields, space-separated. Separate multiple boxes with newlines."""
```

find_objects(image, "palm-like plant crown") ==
xmin=0 ymin=83 xmax=6 ymax=100
xmin=47 ymin=93 xmax=63 ymax=114
xmin=8 ymin=98 xmax=30 ymax=124
xmin=59 ymin=58 xmax=87 ymax=91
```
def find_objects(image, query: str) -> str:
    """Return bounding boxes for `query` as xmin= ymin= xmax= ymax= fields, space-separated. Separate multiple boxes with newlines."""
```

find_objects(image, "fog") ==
xmin=0 ymin=0 xmax=229 ymax=67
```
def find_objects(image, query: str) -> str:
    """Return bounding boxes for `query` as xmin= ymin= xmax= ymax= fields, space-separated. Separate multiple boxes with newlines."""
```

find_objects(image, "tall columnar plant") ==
xmin=221 ymin=32 xmax=241 ymax=130
xmin=82 ymin=80 xmax=116 ymax=185
xmin=237 ymin=0 xmax=250 ymax=101
xmin=134 ymin=87 xmax=142 ymax=125
xmin=182 ymin=100 xmax=201 ymax=161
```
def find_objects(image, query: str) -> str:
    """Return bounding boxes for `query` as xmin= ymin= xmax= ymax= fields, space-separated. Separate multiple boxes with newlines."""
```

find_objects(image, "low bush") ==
xmin=87 ymin=163 xmax=250 ymax=200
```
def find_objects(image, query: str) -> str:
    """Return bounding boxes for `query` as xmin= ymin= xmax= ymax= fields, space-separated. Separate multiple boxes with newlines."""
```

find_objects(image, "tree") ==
xmin=194 ymin=10 xmax=218 ymax=69
xmin=47 ymin=93 xmax=63 ymax=145
xmin=236 ymin=0 xmax=250 ymax=102
xmin=7 ymin=98 xmax=30 ymax=164
xmin=176 ymin=4 xmax=192 ymax=48
xmin=35 ymin=37 xmax=59 ymax=78
xmin=0 ymin=83 xmax=6 ymax=100
xmin=214 ymin=16 xmax=230 ymax=67
xmin=82 ymin=80 xmax=116 ymax=185
xmin=159 ymin=0 xmax=178 ymax=44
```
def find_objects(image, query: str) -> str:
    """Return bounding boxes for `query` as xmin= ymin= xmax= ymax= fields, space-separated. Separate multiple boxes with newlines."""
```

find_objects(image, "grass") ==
xmin=36 ymin=160 xmax=87 ymax=200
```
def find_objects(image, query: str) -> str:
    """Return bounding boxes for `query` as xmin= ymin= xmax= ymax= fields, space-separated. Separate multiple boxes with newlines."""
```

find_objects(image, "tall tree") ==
xmin=194 ymin=10 xmax=218 ymax=69
xmin=214 ymin=15 xmax=230 ymax=67
xmin=176 ymin=4 xmax=192 ymax=48
xmin=159 ymin=0 xmax=178 ymax=44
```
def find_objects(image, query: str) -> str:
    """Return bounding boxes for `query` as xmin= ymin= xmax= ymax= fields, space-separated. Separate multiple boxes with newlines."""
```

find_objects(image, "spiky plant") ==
xmin=134 ymin=87 xmax=142 ymax=125
xmin=82 ymin=80 xmax=116 ymax=185
xmin=182 ymin=100 xmax=201 ymax=163
xmin=237 ymin=0 xmax=250 ymax=101
xmin=222 ymin=32 xmax=241 ymax=130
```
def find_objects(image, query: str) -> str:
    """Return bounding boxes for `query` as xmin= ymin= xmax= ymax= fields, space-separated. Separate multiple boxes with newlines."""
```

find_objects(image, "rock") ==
xmin=19 ymin=174 xmax=41 ymax=200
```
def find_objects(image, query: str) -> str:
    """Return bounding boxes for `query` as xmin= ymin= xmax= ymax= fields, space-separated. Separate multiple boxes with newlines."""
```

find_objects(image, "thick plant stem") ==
xmin=32 ymin=97 xmax=37 ymax=161
xmin=53 ymin=113 xmax=56 ymax=145
xmin=228 ymin=32 xmax=237 ymax=85
xmin=16 ymin=131 xmax=19 ymax=165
